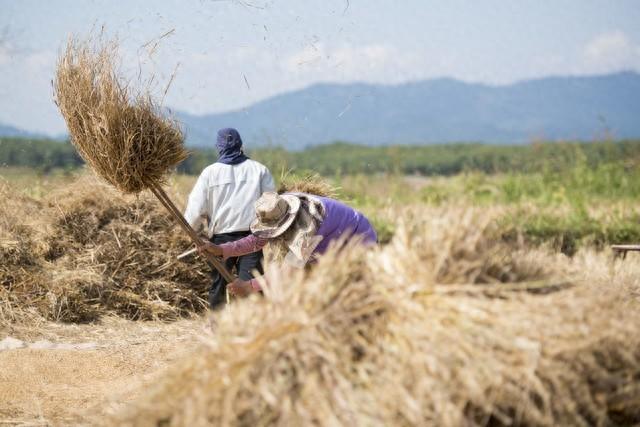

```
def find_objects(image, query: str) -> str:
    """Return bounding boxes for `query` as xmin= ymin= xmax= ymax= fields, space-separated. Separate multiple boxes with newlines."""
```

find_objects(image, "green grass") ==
xmin=412 ymin=162 xmax=640 ymax=206
xmin=4 ymin=159 xmax=639 ymax=254
xmin=334 ymin=162 xmax=640 ymax=254
xmin=500 ymin=207 xmax=640 ymax=255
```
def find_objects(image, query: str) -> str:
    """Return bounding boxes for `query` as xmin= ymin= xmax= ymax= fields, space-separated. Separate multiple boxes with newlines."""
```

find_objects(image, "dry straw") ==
xmin=277 ymin=172 xmax=339 ymax=198
xmin=54 ymin=37 xmax=187 ymax=194
xmin=1 ymin=177 xmax=209 ymax=325
xmin=105 ymin=209 xmax=640 ymax=426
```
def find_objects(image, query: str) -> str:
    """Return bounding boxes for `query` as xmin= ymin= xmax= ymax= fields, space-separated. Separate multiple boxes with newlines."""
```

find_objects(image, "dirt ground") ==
xmin=0 ymin=316 xmax=209 ymax=426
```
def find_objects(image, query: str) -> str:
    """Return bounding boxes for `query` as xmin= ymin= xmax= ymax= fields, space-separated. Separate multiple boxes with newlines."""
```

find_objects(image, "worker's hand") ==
xmin=198 ymin=240 xmax=223 ymax=257
xmin=227 ymin=279 xmax=254 ymax=298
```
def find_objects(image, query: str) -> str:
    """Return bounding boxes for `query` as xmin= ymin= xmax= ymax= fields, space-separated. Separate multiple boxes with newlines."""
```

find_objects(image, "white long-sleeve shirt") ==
xmin=183 ymin=159 xmax=275 ymax=236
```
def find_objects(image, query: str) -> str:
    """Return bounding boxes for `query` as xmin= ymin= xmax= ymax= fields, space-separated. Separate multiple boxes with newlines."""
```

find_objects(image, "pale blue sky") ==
xmin=1 ymin=0 xmax=639 ymax=135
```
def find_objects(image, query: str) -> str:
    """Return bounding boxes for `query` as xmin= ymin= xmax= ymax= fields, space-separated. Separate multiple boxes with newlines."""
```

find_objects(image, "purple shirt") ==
xmin=220 ymin=195 xmax=377 ymax=260
xmin=313 ymin=196 xmax=377 ymax=254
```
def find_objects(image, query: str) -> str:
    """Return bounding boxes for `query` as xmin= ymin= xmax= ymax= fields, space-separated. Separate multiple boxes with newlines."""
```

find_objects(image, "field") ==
xmin=1 ymin=161 xmax=640 ymax=425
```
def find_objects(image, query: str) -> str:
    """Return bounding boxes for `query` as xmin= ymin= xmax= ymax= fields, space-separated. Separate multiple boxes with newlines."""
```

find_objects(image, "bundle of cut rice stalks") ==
xmin=54 ymin=36 xmax=233 ymax=282
xmin=54 ymin=38 xmax=186 ymax=194
xmin=105 ymin=209 xmax=640 ymax=426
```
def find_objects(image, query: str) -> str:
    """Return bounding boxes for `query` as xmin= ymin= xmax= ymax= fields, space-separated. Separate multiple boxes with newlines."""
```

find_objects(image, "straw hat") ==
xmin=250 ymin=192 xmax=301 ymax=238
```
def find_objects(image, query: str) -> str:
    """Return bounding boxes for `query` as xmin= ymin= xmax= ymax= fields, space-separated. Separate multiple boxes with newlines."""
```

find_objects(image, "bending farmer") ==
xmin=199 ymin=191 xmax=377 ymax=297
xmin=184 ymin=128 xmax=275 ymax=308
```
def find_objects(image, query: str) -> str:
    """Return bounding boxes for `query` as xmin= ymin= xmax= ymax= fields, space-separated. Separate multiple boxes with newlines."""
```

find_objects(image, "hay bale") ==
xmin=105 ymin=212 xmax=640 ymax=426
xmin=54 ymin=38 xmax=187 ymax=194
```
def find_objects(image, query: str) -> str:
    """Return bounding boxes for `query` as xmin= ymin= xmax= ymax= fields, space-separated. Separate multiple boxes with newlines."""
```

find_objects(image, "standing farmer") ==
xmin=184 ymin=128 xmax=275 ymax=308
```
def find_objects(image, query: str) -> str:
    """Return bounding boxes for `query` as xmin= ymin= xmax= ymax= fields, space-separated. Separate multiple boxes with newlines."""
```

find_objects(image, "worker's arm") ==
xmin=183 ymin=169 xmax=210 ymax=230
xmin=199 ymin=234 xmax=268 ymax=259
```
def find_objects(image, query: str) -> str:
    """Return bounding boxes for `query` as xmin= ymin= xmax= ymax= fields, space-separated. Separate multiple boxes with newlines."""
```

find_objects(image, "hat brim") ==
xmin=250 ymin=194 xmax=301 ymax=238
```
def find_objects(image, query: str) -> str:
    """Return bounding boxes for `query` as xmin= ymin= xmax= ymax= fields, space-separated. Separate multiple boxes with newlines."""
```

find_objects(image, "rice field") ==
xmin=1 ymin=168 xmax=639 ymax=426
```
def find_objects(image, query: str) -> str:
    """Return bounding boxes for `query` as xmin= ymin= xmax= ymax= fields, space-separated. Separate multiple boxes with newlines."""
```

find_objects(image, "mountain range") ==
xmin=177 ymin=72 xmax=640 ymax=149
xmin=2 ymin=72 xmax=639 ymax=148
xmin=0 ymin=123 xmax=48 ymax=139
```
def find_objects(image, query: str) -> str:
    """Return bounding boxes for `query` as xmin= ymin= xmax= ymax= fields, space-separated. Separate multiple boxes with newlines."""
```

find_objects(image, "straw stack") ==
xmin=105 ymin=209 xmax=640 ymax=426
xmin=0 ymin=177 xmax=209 ymax=324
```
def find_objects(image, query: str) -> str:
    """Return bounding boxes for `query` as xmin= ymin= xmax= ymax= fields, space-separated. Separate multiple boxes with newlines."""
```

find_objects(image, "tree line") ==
xmin=1 ymin=136 xmax=639 ymax=176
xmin=0 ymin=138 xmax=83 ymax=173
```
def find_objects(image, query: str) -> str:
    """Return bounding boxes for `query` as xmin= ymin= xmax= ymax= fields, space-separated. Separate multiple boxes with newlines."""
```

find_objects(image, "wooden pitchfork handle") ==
xmin=147 ymin=181 xmax=236 ymax=283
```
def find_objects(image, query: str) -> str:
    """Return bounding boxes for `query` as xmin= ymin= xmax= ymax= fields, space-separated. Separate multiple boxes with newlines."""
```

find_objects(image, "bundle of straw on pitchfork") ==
xmin=54 ymin=37 xmax=234 ymax=283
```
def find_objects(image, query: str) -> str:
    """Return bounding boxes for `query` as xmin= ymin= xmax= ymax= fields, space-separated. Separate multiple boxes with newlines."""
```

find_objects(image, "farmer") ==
xmin=199 ymin=191 xmax=377 ymax=297
xmin=184 ymin=127 xmax=275 ymax=308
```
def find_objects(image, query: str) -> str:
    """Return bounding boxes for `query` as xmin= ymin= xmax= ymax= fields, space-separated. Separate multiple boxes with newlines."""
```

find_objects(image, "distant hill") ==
xmin=177 ymin=72 xmax=640 ymax=149
xmin=2 ymin=72 xmax=638 ymax=148
xmin=0 ymin=123 xmax=47 ymax=139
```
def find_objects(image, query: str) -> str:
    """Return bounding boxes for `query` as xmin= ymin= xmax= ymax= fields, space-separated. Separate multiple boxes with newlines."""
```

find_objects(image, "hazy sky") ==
xmin=1 ymin=0 xmax=640 ymax=135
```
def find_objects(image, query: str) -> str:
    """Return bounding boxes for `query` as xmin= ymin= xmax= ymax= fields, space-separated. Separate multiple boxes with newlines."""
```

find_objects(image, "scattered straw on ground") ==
xmin=0 ymin=317 xmax=203 ymax=425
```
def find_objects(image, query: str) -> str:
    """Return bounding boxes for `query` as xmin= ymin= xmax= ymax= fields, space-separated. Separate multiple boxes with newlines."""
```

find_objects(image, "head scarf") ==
xmin=281 ymin=194 xmax=326 ymax=268
xmin=215 ymin=128 xmax=249 ymax=165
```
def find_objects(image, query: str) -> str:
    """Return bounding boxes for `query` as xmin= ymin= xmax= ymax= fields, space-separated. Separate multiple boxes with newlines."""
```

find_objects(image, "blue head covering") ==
xmin=216 ymin=128 xmax=249 ymax=165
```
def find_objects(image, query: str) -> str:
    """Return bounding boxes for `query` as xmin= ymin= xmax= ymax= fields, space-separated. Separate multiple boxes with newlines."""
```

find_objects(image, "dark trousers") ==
xmin=208 ymin=231 xmax=263 ymax=309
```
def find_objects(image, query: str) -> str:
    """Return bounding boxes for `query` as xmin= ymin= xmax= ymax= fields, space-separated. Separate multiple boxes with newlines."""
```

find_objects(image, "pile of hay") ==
xmin=0 ymin=181 xmax=48 ymax=324
xmin=0 ymin=177 xmax=209 ymax=324
xmin=54 ymin=37 xmax=186 ymax=194
xmin=277 ymin=172 xmax=338 ymax=198
xmin=106 ymin=209 xmax=640 ymax=426
xmin=0 ymin=189 xmax=38 ymax=270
